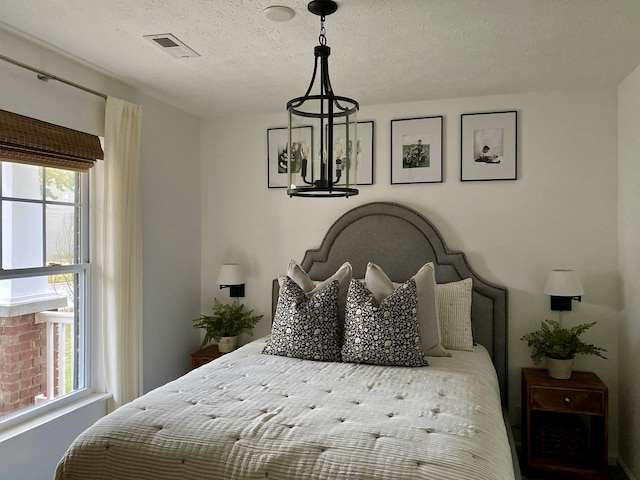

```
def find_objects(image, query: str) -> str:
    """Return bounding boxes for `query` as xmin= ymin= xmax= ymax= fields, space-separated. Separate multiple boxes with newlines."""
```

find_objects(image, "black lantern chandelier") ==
xmin=287 ymin=0 xmax=359 ymax=197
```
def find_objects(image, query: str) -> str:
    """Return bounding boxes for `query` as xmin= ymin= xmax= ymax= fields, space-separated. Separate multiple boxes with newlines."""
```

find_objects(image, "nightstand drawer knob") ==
xmin=564 ymin=397 xmax=570 ymax=403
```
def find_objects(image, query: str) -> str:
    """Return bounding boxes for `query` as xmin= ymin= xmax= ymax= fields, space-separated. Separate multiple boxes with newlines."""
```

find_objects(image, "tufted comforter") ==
xmin=56 ymin=337 xmax=515 ymax=479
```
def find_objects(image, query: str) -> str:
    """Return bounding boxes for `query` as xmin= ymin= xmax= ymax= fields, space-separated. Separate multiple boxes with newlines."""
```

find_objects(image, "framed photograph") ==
xmin=330 ymin=120 xmax=374 ymax=186
xmin=391 ymin=116 xmax=443 ymax=184
xmin=460 ymin=111 xmax=517 ymax=181
xmin=267 ymin=126 xmax=313 ymax=188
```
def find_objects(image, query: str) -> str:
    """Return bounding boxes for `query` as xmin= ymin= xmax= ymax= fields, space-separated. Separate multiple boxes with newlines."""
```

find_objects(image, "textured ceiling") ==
xmin=1 ymin=0 xmax=639 ymax=119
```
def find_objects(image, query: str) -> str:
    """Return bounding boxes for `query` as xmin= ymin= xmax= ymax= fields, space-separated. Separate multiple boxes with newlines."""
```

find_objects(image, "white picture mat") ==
xmin=391 ymin=116 xmax=443 ymax=184
xmin=461 ymin=111 xmax=517 ymax=181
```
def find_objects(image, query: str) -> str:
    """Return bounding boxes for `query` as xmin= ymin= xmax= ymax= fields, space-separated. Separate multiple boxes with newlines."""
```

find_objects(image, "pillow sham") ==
xmin=364 ymin=262 xmax=449 ymax=357
xmin=342 ymin=279 xmax=428 ymax=367
xmin=262 ymin=276 xmax=341 ymax=362
xmin=436 ymin=278 xmax=474 ymax=351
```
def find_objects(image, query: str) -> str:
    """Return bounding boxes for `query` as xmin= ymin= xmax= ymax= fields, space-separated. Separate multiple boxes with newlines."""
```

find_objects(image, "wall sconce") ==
xmin=544 ymin=269 xmax=584 ymax=311
xmin=217 ymin=264 xmax=245 ymax=298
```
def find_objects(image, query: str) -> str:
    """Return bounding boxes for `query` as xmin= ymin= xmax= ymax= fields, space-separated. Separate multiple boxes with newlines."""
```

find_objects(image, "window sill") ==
xmin=0 ymin=293 xmax=67 ymax=317
xmin=0 ymin=392 xmax=111 ymax=443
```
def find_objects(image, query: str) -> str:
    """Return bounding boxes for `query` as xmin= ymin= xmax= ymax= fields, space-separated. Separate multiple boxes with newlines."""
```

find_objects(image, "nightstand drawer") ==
xmin=531 ymin=386 xmax=605 ymax=415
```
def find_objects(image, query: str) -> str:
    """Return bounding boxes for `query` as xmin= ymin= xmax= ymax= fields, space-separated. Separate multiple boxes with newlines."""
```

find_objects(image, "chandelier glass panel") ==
xmin=287 ymin=0 xmax=359 ymax=197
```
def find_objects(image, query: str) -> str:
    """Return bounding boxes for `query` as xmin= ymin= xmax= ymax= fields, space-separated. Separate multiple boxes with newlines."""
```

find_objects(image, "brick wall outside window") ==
xmin=0 ymin=313 xmax=48 ymax=417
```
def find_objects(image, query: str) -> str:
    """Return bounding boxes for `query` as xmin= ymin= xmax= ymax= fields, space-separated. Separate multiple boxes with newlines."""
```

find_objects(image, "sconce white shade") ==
xmin=217 ymin=264 xmax=244 ymax=285
xmin=544 ymin=269 xmax=585 ymax=296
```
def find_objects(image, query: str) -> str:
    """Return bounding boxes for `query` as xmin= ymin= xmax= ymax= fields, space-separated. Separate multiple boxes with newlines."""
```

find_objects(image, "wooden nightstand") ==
xmin=522 ymin=368 xmax=608 ymax=479
xmin=191 ymin=344 xmax=225 ymax=369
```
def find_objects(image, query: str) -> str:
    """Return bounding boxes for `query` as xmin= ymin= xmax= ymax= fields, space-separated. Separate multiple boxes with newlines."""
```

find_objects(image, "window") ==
xmin=0 ymin=161 xmax=90 ymax=421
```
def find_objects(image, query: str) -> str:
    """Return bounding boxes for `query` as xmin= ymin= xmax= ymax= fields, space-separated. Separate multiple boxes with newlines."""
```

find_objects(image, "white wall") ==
xmin=201 ymin=88 xmax=620 ymax=458
xmin=617 ymin=64 xmax=640 ymax=479
xmin=136 ymin=86 xmax=202 ymax=393
xmin=0 ymin=26 xmax=201 ymax=479
xmin=0 ymin=398 xmax=107 ymax=480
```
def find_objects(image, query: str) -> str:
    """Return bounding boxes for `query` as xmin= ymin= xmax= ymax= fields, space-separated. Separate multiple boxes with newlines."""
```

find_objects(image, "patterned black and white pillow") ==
xmin=342 ymin=279 xmax=429 ymax=367
xmin=262 ymin=276 xmax=341 ymax=362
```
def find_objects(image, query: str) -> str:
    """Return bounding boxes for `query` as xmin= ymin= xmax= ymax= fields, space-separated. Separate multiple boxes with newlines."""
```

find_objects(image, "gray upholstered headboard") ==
xmin=271 ymin=201 xmax=509 ymax=406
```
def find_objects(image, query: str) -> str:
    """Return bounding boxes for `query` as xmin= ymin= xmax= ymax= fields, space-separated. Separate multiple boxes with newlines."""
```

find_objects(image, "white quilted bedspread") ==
xmin=56 ymin=338 xmax=515 ymax=479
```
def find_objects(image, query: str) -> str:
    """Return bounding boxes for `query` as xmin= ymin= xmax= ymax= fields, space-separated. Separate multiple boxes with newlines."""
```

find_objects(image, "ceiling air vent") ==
xmin=143 ymin=33 xmax=200 ymax=58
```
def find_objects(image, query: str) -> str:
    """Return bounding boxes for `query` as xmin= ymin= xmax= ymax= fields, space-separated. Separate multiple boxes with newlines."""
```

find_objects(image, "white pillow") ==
xmin=364 ymin=262 xmax=449 ymax=357
xmin=285 ymin=259 xmax=317 ymax=292
xmin=436 ymin=278 xmax=474 ymax=351
xmin=281 ymin=260 xmax=352 ymax=322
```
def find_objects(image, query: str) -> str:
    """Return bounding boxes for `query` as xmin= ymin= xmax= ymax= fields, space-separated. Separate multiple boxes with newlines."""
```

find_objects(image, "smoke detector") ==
xmin=143 ymin=33 xmax=200 ymax=58
xmin=263 ymin=5 xmax=295 ymax=22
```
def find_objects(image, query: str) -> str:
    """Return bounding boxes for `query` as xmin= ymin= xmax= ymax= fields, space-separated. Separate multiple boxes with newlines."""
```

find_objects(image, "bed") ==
xmin=56 ymin=201 xmax=520 ymax=480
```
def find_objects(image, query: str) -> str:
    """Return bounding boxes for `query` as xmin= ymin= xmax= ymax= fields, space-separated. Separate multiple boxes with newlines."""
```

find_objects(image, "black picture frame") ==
xmin=390 ymin=116 xmax=443 ymax=184
xmin=327 ymin=120 xmax=375 ymax=186
xmin=460 ymin=110 xmax=517 ymax=181
xmin=267 ymin=126 xmax=313 ymax=188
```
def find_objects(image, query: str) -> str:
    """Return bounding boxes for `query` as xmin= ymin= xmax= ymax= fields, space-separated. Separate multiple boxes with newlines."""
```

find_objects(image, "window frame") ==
xmin=0 ymin=163 xmax=93 ymax=429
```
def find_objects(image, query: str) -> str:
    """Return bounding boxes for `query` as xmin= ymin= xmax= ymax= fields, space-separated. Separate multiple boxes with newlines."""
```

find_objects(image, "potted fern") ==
xmin=521 ymin=320 xmax=607 ymax=379
xmin=193 ymin=299 xmax=263 ymax=353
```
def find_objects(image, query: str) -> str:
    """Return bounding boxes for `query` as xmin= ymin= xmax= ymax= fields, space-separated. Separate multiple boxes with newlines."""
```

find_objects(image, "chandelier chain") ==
xmin=319 ymin=15 xmax=327 ymax=46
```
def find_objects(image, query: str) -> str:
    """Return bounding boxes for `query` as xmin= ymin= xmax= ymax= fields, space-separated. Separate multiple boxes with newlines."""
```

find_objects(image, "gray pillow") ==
xmin=263 ymin=276 xmax=341 ymax=362
xmin=342 ymin=279 xmax=429 ymax=367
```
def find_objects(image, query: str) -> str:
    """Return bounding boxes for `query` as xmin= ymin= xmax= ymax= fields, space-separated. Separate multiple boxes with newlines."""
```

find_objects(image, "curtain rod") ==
xmin=0 ymin=53 xmax=108 ymax=100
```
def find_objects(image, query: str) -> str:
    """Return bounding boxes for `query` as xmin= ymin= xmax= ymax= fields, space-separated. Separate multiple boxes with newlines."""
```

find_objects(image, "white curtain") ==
xmin=95 ymin=96 xmax=143 ymax=411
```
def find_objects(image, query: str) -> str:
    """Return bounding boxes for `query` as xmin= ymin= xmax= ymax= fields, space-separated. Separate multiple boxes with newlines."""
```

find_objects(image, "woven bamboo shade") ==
xmin=0 ymin=109 xmax=103 ymax=172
